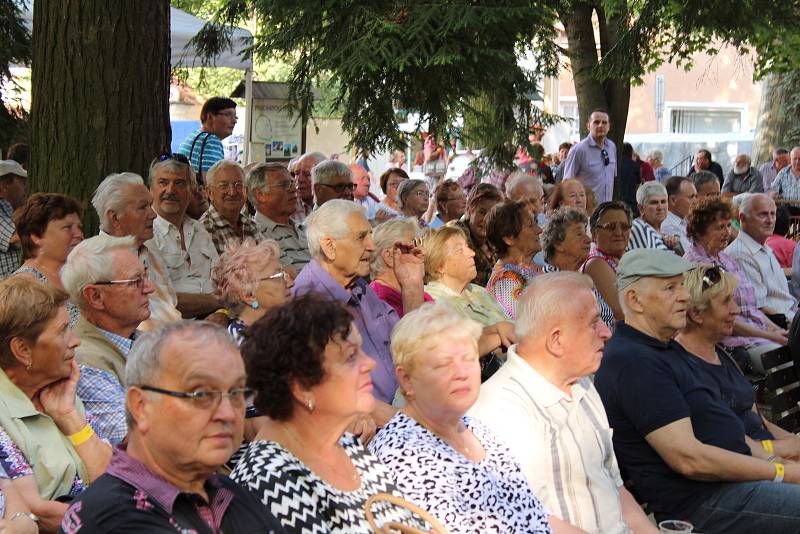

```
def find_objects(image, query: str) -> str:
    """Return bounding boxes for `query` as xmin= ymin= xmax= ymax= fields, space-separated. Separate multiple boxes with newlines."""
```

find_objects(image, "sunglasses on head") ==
xmin=158 ymin=152 xmax=190 ymax=165
xmin=701 ymin=265 xmax=725 ymax=292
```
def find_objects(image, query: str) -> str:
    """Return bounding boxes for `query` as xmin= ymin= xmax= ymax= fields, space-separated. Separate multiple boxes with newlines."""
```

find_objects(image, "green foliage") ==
xmin=0 ymin=0 xmax=31 ymax=150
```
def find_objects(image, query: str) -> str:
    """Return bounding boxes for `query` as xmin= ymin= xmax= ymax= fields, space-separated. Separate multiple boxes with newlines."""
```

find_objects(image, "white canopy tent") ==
xmin=19 ymin=5 xmax=256 ymax=162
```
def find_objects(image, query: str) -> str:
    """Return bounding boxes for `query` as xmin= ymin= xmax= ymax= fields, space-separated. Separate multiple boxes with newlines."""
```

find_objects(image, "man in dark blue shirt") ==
xmin=595 ymin=249 xmax=800 ymax=533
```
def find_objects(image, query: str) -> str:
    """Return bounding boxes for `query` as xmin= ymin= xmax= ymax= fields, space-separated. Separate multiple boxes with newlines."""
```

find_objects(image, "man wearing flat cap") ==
xmin=596 ymin=249 xmax=800 ymax=534
xmin=0 ymin=161 xmax=27 ymax=277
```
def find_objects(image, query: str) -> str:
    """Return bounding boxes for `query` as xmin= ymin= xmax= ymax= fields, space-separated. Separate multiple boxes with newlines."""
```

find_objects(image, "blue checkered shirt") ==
xmin=0 ymin=200 xmax=21 ymax=278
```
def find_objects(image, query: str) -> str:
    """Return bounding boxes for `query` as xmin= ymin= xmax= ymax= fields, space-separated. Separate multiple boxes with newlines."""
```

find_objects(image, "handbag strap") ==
xmin=365 ymin=493 xmax=451 ymax=534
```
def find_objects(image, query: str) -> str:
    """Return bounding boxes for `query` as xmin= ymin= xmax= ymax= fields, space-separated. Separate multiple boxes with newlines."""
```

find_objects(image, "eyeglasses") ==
xmin=209 ymin=181 xmax=245 ymax=192
xmin=139 ymin=385 xmax=253 ymax=411
xmin=215 ymin=110 xmax=237 ymax=119
xmin=319 ymin=182 xmax=356 ymax=194
xmin=157 ymin=153 xmax=190 ymax=165
xmin=601 ymin=148 xmax=610 ymax=166
xmin=94 ymin=272 xmax=149 ymax=290
xmin=595 ymin=221 xmax=631 ymax=232
xmin=259 ymin=270 xmax=290 ymax=284
xmin=701 ymin=266 xmax=725 ymax=292
xmin=268 ymin=180 xmax=298 ymax=192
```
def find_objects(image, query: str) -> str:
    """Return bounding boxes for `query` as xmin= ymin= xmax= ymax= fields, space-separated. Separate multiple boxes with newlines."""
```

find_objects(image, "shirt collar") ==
xmin=97 ymin=327 xmax=137 ymax=357
xmin=0 ymin=369 xmax=39 ymax=418
xmin=614 ymin=321 xmax=677 ymax=350
xmin=504 ymin=346 xmax=590 ymax=407
xmin=736 ymin=229 xmax=766 ymax=254
xmin=665 ymin=211 xmax=684 ymax=226
xmin=152 ymin=214 xmax=186 ymax=237
xmin=295 ymin=259 xmax=353 ymax=304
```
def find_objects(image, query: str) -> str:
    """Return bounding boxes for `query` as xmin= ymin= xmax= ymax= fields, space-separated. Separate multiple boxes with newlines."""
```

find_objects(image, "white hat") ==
xmin=0 ymin=160 xmax=26 ymax=179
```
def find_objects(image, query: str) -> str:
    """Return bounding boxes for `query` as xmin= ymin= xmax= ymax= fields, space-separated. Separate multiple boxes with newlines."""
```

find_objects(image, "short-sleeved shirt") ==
xmin=626 ymin=218 xmax=669 ymax=252
xmin=722 ymin=168 xmax=764 ymax=194
xmin=176 ymin=130 xmax=225 ymax=182
xmin=594 ymin=322 xmax=751 ymax=521
xmin=769 ymin=167 xmax=800 ymax=200
xmin=200 ymin=204 xmax=263 ymax=256
xmin=293 ymin=260 xmax=399 ymax=403
xmin=253 ymin=211 xmax=311 ymax=272
xmin=147 ymin=215 xmax=219 ymax=295
xmin=0 ymin=200 xmax=21 ymax=278
xmin=471 ymin=347 xmax=627 ymax=533
xmin=486 ymin=261 xmax=540 ymax=319
xmin=759 ymin=160 xmax=781 ymax=190
xmin=369 ymin=412 xmax=552 ymax=534
xmin=562 ymin=136 xmax=617 ymax=204
xmin=661 ymin=211 xmax=691 ymax=253
xmin=59 ymin=445 xmax=286 ymax=534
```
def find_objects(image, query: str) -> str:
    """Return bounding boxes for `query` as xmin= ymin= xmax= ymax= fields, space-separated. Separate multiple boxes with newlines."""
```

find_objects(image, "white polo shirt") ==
xmin=470 ymin=346 xmax=629 ymax=534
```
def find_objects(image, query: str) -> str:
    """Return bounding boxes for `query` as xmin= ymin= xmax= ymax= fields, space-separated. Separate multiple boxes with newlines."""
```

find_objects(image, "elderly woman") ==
xmin=13 ymin=193 xmax=84 ymax=326
xmin=547 ymin=179 xmax=593 ymax=215
xmin=369 ymin=303 xmax=582 ymax=534
xmin=397 ymin=179 xmax=432 ymax=226
xmin=581 ymin=201 xmax=633 ymax=321
xmin=0 ymin=278 xmax=111 ymax=531
xmin=430 ymin=180 xmax=466 ymax=228
xmin=542 ymin=207 xmax=614 ymax=327
xmin=211 ymin=238 xmax=293 ymax=343
xmin=626 ymin=181 xmax=677 ymax=251
xmin=423 ymin=226 xmax=515 ymax=363
xmin=485 ymin=201 xmax=542 ymax=319
xmin=231 ymin=294 xmax=417 ymax=533
xmin=684 ymin=197 xmax=786 ymax=371
xmin=0 ymin=459 xmax=38 ymax=534
xmin=370 ymin=218 xmax=434 ymax=317
xmin=452 ymin=183 xmax=504 ymax=286
xmin=646 ymin=150 xmax=671 ymax=183
xmin=377 ymin=168 xmax=408 ymax=218
xmin=675 ymin=265 xmax=800 ymax=459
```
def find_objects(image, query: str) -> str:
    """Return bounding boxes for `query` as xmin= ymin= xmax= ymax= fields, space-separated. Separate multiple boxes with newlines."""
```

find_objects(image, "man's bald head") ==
xmin=349 ymin=164 xmax=371 ymax=200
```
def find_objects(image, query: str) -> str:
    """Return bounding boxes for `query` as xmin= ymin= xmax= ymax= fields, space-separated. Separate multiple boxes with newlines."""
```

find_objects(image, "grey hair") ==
xmin=515 ymin=271 xmax=594 ymax=339
xmin=148 ymin=157 xmax=196 ymax=188
xmin=61 ymin=234 xmax=138 ymax=309
xmin=246 ymin=162 xmax=288 ymax=204
xmin=299 ymin=151 xmax=326 ymax=166
xmin=732 ymin=192 xmax=753 ymax=214
xmin=691 ymin=170 xmax=719 ymax=191
xmin=312 ymin=160 xmax=351 ymax=186
xmin=738 ymin=192 xmax=772 ymax=217
xmin=206 ymin=159 xmax=244 ymax=187
xmin=505 ymin=172 xmax=542 ymax=200
xmin=396 ymin=179 xmax=427 ymax=209
xmin=305 ymin=199 xmax=366 ymax=258
xmin=646 ymin=150 xmax=663 ymax=163
xmin=541 ymin=207 xmax=588 ymax=262
xmin=125 ymin=320 xmax=239 ymax=428
xmin=370 ymin=218 xmax=420 ymax=276
xmin=636 ymin=181 xmax=667 ymax=206
xmin=92 ymin=173 xmax=145 ymax=232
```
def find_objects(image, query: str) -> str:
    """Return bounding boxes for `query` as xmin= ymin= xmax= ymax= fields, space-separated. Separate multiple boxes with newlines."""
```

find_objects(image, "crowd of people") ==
xmin=0 ymin=99 xmax=799 ymax=534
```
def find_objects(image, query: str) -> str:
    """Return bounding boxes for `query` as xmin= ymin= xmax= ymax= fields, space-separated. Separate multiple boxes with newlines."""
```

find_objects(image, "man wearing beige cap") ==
xmin=595 ymin=248 xmax=800 ymax=533
xmin=0 ymin=161 xmax=28 ymax=277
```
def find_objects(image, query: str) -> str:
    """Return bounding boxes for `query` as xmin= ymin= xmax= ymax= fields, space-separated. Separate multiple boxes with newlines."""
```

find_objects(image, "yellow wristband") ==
xmin=68 ymin=424 xmax=94 ymax=447
xmin=774 ymin=462 xmax=785 ymax=483
xmin=762 ymin=439 xmax=775 ymax=455
xmin=214 ymin=308 xmax=230 ymax=317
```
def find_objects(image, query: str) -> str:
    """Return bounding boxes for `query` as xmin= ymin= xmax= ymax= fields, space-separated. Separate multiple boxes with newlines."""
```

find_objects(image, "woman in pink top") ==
xmin=765 ymin=206 xmax=796 ymax=269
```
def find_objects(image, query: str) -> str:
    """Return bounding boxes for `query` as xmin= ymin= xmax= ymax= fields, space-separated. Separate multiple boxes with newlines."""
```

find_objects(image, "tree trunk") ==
xmin=752 ymin=72 xmax=800 ymax=165
xmin=30 ymin=0 xmax=171 ymax=235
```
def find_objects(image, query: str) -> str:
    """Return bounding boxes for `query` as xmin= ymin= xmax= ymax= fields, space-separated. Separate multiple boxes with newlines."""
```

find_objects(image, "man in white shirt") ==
xmin=470 ymin=271 xmax=656 ymax=534
xmin=661 ymin=176 xmax=697 ymax=254
xmin=726 ymin=193 xmax=797 ymax=326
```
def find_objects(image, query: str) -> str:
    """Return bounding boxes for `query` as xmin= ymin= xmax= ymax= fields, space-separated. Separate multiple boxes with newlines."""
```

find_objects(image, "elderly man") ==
xmin=430 ymin=180 xmax=466 ymax=228
xmin=293 ymin=200 xmax=423 ymax=421
xmin=769 ymin=146 xmax=800 ymax=202
xmin=726 ymin=193 xmax=797 ymax=326
xmin=506 ymin=172 xmax=545 ymax=217
xmin=61 ymin=234 xmax=156 ymax=444
xmin=760 ymin=148 xmax=790 ymax=190
xmin=595 ymin=249 xmax=800 ymax=533
xmin=0 ymin=160 xmax=27 ymax=277
xmin=646 ymin=150 xmax=671 ymax=183
xmin=248 ymin=162 xmax=311 ymax=273
xmin=201 ymin=160 xmax=262 ymax=254
xmin=689 ymin=148 xmax=724 ymax=184
xmin=312 ymin=160 xmax=356 ymax=206
xmin=723 ymin=154 xmax=763 ymax=195
xmin=92 ymin=172 xmax=183 ymax=326
xmin=146 ymin=157 xmax=221 ymax=319
xmin=471 ymin=272 xmax=655 ymax=534
xmin=294 ymin=151 xmax=326 ymax=218
xmin=691 ymin=170 xmax=721 ymax=200
xmin=59 ymin=321 xmax=286 ymax=533
xmin=661 ymin=176 xmax=697 ymax=254
xmin=563 ymin=109 xmax=617 ymax=203
xmin=350 ymin=163 xmax=382 ymax=220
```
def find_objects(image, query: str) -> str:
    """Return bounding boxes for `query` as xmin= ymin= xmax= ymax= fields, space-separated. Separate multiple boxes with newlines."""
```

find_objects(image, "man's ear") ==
xmin=319 ymin=236 xmax=336 ymax=261
xmin=81 ymin=285 xmax=106 ymax=311
xmin=127 ymin=387 xmax=150 ymax=434
xmin=544 ymin=325 xmax=565 ymax=357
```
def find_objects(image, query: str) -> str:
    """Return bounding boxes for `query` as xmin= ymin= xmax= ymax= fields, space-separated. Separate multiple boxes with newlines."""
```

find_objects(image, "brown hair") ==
xmin=14 ymin=193 xmax=83 ymax=258
xmin=686 ymin=197 xmax=732 ymax=241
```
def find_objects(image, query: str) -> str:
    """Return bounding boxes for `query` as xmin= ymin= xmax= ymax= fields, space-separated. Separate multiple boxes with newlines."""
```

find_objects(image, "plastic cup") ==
xmin=658 ymin=520 xmax=693 ymax=533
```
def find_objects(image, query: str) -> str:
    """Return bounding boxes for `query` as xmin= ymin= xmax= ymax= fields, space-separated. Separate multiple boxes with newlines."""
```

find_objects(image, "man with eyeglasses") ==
xmin=563 ymin=109 xmax=617 ymax=204
xmin=200 ymin=160 xmax=263 ymax=255
xmin=59 ymin=321 xmax=286 ymax=534
xmin=176 ymin=97 xmax=237 ymax=185
xmin=662 ymin=176 xmax=697 ymax=254
xmin=248 ymin=162 xmax=311 ymax=272
xmin=311 ymin=160 xmax=356 ymax=207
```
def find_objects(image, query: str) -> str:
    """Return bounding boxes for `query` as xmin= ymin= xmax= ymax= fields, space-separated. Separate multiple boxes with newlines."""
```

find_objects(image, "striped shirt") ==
xmin=253 ymin=212 xmax=310 ymax=272
xmin=471 ymin=347 xmax=628 ymax=534
xmin=543 ymin=263 xmax=615 ymax=328
xmin=176 ymin=130 xmax=225 ymax=181
xmin=626 ymin=217 xmax=669 ymax=252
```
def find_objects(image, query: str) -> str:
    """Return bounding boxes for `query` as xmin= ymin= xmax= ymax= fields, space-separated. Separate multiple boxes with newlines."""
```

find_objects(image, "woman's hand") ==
xmin=347 ymin=414 xmax=377 ymax=445
xmin=0 ymin=517 xmax=39 ymax=534
xmin=392 ymin=245 xmax=425 ymax=289
xmin=39 ymin=360 xmax=85 ymax=436
xmin=488 ymin=321 xmax=516 ymax=349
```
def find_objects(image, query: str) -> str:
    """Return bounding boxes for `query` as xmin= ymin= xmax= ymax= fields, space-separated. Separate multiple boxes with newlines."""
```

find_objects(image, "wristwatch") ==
xmin=10 ymin=511 xmax=39 ymax=523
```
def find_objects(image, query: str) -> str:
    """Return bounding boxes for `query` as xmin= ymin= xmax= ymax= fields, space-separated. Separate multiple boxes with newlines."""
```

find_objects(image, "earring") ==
xmin=251 ymin=300 xmax=260 ymax=310
xmin=306 ymin=398 xmax=314 ymax=412
xmin=25 ymin=362 xmax=32 ymax=372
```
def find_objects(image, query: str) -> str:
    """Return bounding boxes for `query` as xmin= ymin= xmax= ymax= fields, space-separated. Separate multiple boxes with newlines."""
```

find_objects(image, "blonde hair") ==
xmin=422 ymin=225 xmax=468 ymax=282
xmin=211 ymin=238 xmax=281 ymax=317
xmin=683 ymin=265 xmax=738 ymax=319
xmin=390 ymin=302 xmax=482 ymax=374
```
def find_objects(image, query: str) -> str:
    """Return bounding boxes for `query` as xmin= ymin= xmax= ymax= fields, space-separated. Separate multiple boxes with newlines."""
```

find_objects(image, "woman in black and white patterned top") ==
xmin=231 ymin=294 xmax=416 ymax=534
xmin=369 ymin=303 xmax=585 ymax=534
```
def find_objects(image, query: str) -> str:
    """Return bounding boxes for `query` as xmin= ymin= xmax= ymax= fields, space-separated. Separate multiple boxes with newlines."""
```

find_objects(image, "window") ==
xmin=669 ymin=107 xmax=743 ymax=134
xmin=558 ymin=101 xmax=580 ymax=139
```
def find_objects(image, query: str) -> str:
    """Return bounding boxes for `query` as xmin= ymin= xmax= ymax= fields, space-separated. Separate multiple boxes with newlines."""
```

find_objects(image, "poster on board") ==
xmin=251 ymin=103 xmax=303 ymax=162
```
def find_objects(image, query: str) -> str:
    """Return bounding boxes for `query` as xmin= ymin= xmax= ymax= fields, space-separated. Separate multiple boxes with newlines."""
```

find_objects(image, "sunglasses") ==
xmin=595 ymin=221 xmax=631 ymax=232
xmin=158 ymin=152 xmax=191 ymax=165
xmin=701 ymin=266 xmax=725 ymax=292
xmin=601 ymin=148 xmax=610 ymax=166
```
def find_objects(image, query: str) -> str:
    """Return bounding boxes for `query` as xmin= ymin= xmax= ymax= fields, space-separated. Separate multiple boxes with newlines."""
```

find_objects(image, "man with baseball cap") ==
xmin=0 ymin=161 xmax=27 ymax=277
xmin=595 ymin=249 xmax=800 ymax=533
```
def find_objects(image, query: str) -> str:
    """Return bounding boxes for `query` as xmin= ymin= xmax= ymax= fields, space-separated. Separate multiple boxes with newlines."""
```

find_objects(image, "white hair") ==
xmin=636 ymin=181 xmax=667 ymax=206
xmin=370 ymin=218 xmax=420 ymax=276
xmin=61 ymin=234 xmax=138 ymax=309
xmin=738 ymin=192 xmax=771 ymax=217
xmin=312 ymin=160 xmax=351 ymax=186
xmin=92 ymin=173 xmax=145 ymax=232
xmin=305 ymin=200 xmax=366 ymax=258
xmin=505 ymin=172 xmax=542 ymax=199
xmin=206 ymin=159 xmax=244 ymax=187
xmin=299 ymin=151 xmax=326 ymax=166
xmin=646 ymin=150 xmax=663 ymax=163
xmin=515 ymin=271 xmax=594 ymax=339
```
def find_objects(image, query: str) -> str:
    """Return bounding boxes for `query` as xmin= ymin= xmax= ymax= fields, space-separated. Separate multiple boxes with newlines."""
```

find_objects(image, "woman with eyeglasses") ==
xmin=676 ymin=265 xmax=800 ymax=460
xmin=0 ymin=277 xmax=112 ymax=531
xmin=231 ymin=294 xmax=422 ymax=533
xmin=397 ymin=179 xmax=433 ymax=226
xmin=581 ymin=201 xmax=633 ymax=321
xmin=376 ymin=168 xmax=408 ymax=219
xmin=684 ymin=197 xmax=787 ymax=372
